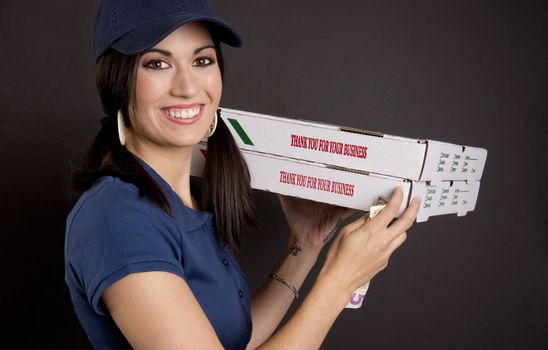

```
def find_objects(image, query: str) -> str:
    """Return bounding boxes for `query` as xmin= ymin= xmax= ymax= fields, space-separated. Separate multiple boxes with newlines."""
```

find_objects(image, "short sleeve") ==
xmin=65 ymin=178 xmax=184 ymax=316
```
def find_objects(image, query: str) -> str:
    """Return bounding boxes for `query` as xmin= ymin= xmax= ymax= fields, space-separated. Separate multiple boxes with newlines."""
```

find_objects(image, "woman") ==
xmin=64 ymin=0 xmax=421 ymax=349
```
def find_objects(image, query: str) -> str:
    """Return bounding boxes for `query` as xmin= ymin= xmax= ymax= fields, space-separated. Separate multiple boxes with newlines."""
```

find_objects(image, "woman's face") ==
xmin=129 ymin=21 xmax=222 ymax=151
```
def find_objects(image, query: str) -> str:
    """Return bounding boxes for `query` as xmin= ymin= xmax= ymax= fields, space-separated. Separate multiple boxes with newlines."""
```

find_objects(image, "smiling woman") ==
xmin=131 ymin=23 xmax=222 ymax=152
xmin=64 ymin=0 xmax=420 ymax=349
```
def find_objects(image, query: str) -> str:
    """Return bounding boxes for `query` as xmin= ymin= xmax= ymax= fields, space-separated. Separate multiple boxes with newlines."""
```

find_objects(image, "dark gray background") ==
xmin=1 ymin=0 xmax=546 ymax=349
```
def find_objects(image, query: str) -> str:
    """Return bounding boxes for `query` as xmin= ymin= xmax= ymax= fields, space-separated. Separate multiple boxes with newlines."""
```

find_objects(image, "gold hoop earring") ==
xmin=205 ymin=112 xmax=218 ymax=138
xmin=117 ymin=110 xmax=126 ymax=146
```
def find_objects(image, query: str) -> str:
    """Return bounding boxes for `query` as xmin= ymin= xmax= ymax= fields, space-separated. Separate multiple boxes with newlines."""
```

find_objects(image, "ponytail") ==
xmin=70 ymin=116 xmax=172 ymax=214
xmin=201 ymin=111 xmax=256 ymax=254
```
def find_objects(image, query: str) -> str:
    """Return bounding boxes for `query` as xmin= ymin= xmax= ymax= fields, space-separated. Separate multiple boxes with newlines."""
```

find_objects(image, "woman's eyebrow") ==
xmin=143 ymin=48 xmax=173 ymax=57
xmin=142 ymin=45 xmax=215 ymax=57
xmin=194 ymin=44 xmax=215 ymax=54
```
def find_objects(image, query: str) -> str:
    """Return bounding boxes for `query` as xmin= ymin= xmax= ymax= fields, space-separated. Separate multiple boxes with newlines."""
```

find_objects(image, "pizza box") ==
xmin=191 ymin=143 xmax=481 ymax=223
xmin=219 ymin=107 xmax=487 ymax=184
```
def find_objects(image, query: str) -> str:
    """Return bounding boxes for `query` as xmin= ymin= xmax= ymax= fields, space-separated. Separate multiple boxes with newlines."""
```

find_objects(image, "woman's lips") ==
xmin=161 ymin=104 xmax=204 ymax=125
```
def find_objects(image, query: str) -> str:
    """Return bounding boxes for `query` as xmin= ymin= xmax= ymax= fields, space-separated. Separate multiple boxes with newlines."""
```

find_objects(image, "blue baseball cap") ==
xmin=94 ymin=0 xmax=242 ymax=61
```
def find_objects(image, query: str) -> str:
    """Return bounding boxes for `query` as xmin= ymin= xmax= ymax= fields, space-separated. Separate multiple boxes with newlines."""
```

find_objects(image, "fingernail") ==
xmin=412 ymin=197 xmax=421 ymax=204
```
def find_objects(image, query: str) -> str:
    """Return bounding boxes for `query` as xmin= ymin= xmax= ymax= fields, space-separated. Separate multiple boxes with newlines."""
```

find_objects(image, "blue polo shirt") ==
xmin=64 ymin=161 xmax=252 ymax=349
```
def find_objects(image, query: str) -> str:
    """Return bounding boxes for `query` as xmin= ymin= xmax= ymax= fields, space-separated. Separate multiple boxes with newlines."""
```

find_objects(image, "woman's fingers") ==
xmin=386 ymin=231 xmax=408 ymax=257
xmin=337 ymin=187 xmax=412 ymax=236
xmin=368 ymin=187 xmax=404 ymax=229
xmin=386 ymin=197 xmax=421 ymax=239
xmin=329 ymin=187 xmax=419 ymax=253
xmin=339 ymin=215 xmax=367 ymax=236
xmin=322 ymin=188 xmax=421 ymax=293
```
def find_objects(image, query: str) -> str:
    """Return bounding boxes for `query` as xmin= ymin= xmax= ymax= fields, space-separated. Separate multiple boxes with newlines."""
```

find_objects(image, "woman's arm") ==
xmin=249 ymin=188 xmax=419 ymax=349
xmin=247 ymin=195 xmax=350 ymax=349
xmin=256 ymin=187 xmax=420 ymax=349
xmin=102 ymin=271 xmax=225 ymax=350
xmin=246 ymin=239 xmax=321 ymax=349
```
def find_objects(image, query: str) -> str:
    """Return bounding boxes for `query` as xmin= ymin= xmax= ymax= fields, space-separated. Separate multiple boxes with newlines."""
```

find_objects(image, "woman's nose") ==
xmin=170 ymin=67 xmax=198 ymax=97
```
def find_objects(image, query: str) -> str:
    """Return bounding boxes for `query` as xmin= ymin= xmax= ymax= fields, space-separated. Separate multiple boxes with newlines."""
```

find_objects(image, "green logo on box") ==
xmin=227 ymin=118 xmax=254 ymax=146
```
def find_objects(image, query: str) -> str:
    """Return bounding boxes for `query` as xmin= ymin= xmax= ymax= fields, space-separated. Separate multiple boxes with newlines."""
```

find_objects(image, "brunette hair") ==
xmin=70 ymin=42 xmax=255 ymax=254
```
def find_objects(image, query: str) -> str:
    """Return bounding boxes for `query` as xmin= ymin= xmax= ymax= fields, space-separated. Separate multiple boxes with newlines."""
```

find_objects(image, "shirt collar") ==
xmin=130 ymin=152 xmax=214 ymax=222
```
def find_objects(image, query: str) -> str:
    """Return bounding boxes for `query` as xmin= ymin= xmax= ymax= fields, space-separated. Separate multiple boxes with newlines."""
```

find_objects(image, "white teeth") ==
xmin=164 ymin=106 xmax=200 ymax=119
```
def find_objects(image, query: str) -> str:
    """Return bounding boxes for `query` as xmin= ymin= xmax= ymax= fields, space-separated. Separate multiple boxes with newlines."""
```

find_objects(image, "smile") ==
xmin=162 ymin=105 xmax=201 ymax=119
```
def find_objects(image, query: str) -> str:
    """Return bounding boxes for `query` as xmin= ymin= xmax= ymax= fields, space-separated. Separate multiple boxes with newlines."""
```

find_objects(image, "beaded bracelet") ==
xmin=270 ymin=273 xmax=299 ymax=299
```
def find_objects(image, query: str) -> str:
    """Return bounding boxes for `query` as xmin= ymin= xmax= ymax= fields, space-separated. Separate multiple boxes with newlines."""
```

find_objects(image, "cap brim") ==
xmin=111 ymin=14 xmax=242 ymax=55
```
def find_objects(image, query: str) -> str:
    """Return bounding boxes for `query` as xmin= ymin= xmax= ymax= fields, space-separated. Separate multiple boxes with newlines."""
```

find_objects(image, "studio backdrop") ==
xmin=0 ymin=0 xmax=546 ymax=349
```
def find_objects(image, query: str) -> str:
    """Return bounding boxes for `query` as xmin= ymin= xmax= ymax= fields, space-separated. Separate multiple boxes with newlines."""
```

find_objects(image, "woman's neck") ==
xmin=126 ymin=140 xmax=196 ymax=210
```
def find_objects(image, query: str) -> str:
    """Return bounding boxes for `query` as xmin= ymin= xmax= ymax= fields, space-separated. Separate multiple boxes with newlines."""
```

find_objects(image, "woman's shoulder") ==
xmin=83 ymin=175 xmax=140 ymax=201
xmin=65 ymin=175 xmax=179 ymax=252
xmin=66 ymin=176 xmax=159 ymax=229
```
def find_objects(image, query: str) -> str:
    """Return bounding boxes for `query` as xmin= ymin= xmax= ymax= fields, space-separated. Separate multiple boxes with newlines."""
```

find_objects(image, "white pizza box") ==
xmin=191 ymin=143 xmax=481 ymax=223
xmin=219 ymin=107 xmax=487 ymax=183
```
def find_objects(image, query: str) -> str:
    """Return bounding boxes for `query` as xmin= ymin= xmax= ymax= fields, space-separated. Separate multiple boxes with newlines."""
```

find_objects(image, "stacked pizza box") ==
xmin=191 ymin=108 xmax=487 ymax=222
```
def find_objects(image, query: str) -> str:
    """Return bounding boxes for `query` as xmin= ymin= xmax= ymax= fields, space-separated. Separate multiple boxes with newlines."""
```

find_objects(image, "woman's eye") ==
xmin=193 ymin=56 xmax=215 ymax=67
xmin=143 ymin=59 xmax=170 ymax=70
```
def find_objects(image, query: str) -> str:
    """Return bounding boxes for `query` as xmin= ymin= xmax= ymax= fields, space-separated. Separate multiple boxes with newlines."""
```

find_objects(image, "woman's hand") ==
xmin=318 ymin=187 xmax=421 ymax=296
xmin=278 ymin=195 xmax=355 ymax=253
